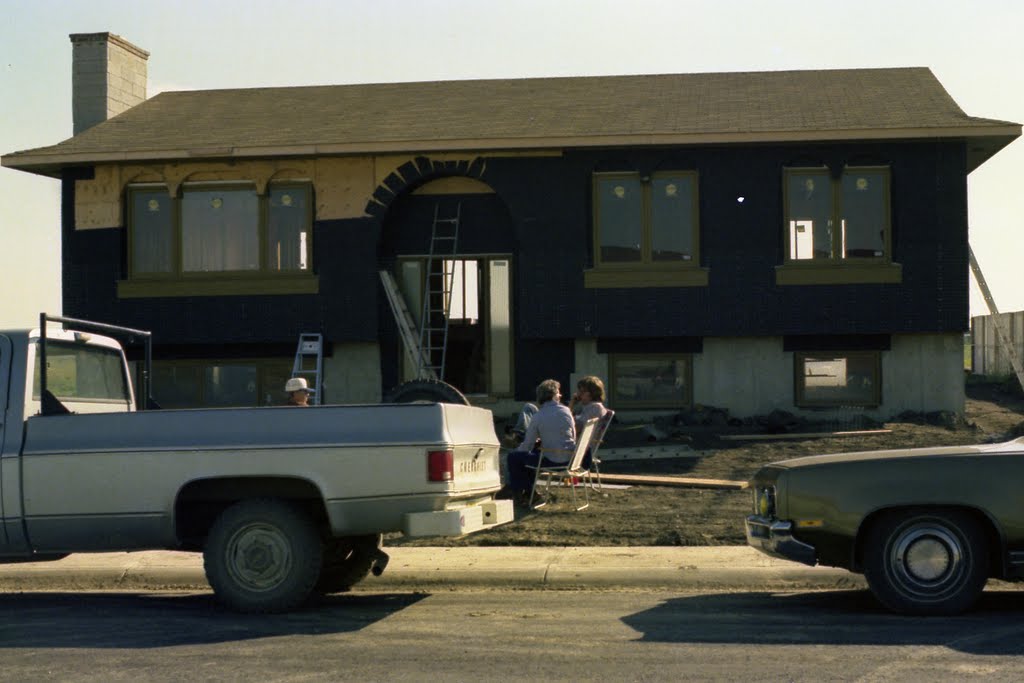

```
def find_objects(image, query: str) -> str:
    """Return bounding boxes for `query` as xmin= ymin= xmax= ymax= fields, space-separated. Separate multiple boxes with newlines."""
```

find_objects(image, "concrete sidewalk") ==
xmin=0 ymin=546 xmax=866 ymax=593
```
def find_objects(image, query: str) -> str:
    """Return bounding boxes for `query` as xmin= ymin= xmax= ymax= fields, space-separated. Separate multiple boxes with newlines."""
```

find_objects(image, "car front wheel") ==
xmin=863 ymin=509 xmax=988 ymax=615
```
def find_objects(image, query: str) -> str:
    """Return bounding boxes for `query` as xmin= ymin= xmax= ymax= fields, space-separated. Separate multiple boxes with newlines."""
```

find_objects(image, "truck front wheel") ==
xmin=204 ymin=498 xmax=323 ymax=613
xmin=315 ymin=534 xmax=384 ymax=594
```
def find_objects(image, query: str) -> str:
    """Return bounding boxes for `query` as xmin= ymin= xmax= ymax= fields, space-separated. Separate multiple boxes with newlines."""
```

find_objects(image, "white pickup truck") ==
xmin=0 ymin=315 xmax=513 ymax=612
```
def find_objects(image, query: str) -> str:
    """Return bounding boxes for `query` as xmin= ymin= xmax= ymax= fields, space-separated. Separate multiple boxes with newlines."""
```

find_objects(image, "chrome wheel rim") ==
xmin=225 ymin=522 xmax=293 ymax=592
xmin=890 ymin=523 xmax=963 ymax=597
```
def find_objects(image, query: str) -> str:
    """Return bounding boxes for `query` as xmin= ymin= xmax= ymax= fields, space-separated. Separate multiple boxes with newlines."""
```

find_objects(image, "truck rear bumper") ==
xmin=403 ymin=499 xmax=515 ymax=537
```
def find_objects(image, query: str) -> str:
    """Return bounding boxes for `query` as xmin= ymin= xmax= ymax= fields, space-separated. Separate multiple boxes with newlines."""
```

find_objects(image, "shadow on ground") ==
xmin=0 ymin=591 xmax=427 ymax=649
xmin=622 ymin=589 xmax=1024 ymax=655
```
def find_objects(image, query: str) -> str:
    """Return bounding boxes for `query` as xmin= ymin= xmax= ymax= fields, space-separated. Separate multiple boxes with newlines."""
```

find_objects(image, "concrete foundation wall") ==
xmin=695 ymin=337 xmax=792 ymax=417
xmin=884 ymin=333 xmax=965 ymax=415
xmin=571 ymin=333 xmax=965 ymax=421
xmin=311 ymin=333 xmax=966 ymax=419
xmin=570 ymin=338 xmax=610 ymax=393
xmin=323 ymin=343 xmax=381 ymax=404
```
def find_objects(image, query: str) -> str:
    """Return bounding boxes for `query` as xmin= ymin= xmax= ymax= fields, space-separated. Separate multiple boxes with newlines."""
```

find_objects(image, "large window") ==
xmin=124 ymin=182 xmax=314 ymax=296
xmin=795 ymin=351 xmax=881 ymax=408
xmin=778 ymin=166 xmax=899 ymax=285
xmin=150 ymin=358 xmax=293 ymax=408
xmin=784 ymin=166 xmax=890 ymax=262
xmin=587 ymin=171 xmax=706 ymax=288
xmin=609 ymin=354 xmax=692 ymax=408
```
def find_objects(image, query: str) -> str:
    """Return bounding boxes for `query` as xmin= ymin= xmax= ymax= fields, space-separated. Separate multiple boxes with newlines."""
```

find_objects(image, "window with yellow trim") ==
xmin=794 ymin=351 xmax=881 ymax=408
xmin=593 ymin=171 xmax=700 ymax=267
xmin=150 ymin=358 xmax=294 ymax=408
xmin=609 ymin=354 xmax=692 ymax=408
xmin=784 ymin=167 xmax=891 ymax=263
xmin=128 ymin=182 xmax=313 ymax=278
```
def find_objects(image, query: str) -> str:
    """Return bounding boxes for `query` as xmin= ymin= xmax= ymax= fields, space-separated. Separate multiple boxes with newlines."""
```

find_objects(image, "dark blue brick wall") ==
xmin=482 ymin=142 xmax=968 ymax=338
xmin=61 ymin=138 xmax=969 ymax=396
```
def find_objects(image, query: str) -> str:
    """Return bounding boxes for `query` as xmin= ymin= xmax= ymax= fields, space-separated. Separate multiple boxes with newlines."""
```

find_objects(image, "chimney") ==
xmin=70 ymin=32 xmax=149 ymax=135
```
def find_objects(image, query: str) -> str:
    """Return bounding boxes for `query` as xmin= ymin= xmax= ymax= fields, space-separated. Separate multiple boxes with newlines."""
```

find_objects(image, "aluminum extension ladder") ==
xmin=291 ymin=333 xmax=324 ymax=405
xmin=378 ymin=270 xmax=437 ymax=380
xmin=969 ymin=245 xmax=1024 ymax=392
xmin=417 ymin=202 xmax=461 ymax=381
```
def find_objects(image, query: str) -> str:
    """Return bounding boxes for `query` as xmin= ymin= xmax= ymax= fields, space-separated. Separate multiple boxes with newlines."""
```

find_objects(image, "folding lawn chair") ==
xmin=584 ymin=409 xmax=615 ymax=491
xmin=526 ymin=417 xmax=600 ymax=511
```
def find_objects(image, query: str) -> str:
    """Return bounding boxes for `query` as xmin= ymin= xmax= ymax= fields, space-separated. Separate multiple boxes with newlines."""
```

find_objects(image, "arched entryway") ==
xmin=372 ymin=163 xmax=517 ymax=400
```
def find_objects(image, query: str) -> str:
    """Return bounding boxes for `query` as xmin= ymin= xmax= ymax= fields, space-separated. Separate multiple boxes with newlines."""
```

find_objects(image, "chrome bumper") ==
xmin=745 ymin=515 xmax=816 ymax=566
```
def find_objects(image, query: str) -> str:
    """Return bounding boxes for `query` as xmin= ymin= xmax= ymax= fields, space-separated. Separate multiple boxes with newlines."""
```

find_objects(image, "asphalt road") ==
xmin=2 ymin=588 xmax=1024 ymax=682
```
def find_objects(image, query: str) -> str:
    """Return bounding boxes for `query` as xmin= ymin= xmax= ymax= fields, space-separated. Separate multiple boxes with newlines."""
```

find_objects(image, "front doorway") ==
xmin=396 ymin=256 xmax=512 ymax=397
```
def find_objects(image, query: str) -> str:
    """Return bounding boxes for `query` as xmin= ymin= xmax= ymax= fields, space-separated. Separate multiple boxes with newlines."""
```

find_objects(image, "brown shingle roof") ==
xmin=3 ymin=67 xmax=1019 ymax=176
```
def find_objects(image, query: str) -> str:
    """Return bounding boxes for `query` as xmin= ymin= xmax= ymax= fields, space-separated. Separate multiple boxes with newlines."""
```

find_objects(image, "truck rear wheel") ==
xmin=203 ymin=498 xmax=323 ymax=613
xmin=383 ymin=379 xmax=470 ymax=406
xmin=314 ymin=534 xmax=383 ymax=594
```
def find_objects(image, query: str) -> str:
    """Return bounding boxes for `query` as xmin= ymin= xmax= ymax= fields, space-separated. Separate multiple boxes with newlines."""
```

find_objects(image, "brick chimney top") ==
xmin=70 ymin=33 xmax=149 ymax=135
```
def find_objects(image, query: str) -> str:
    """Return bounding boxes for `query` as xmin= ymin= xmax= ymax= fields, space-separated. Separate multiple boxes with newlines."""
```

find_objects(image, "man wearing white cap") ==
xmin=285 ymin=377 xmax=314 ymax=406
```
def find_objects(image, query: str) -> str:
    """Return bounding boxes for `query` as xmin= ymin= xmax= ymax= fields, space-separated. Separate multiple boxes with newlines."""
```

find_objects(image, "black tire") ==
xmin=863 ymin=509 xmax=988 ymax=616
xmin=203 ymin=498 xmax=323 ymax=613
xmin=314 ymin=534 xmax=383 ymax=594
xmin=383 ymin=379 xmax=470 ymax=406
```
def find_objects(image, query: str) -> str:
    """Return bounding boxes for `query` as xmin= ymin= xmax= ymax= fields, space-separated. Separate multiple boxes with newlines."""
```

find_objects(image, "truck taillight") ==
xmin=427 ymin=450 xmax=454 ymax=482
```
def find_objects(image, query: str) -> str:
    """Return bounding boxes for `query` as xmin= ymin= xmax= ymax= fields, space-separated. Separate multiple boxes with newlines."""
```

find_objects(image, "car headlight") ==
xmin=754 ymin=486 xmax=776 ymax=518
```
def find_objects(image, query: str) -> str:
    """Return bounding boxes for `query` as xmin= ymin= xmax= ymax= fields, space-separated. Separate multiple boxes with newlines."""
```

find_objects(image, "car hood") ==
xmin=769 ymin=436 xmax=1024 ymax=469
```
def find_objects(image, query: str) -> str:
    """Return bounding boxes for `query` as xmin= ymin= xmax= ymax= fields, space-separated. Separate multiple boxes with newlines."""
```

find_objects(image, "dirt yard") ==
xmin=391 ymin=380 xmax=1024 ymax=548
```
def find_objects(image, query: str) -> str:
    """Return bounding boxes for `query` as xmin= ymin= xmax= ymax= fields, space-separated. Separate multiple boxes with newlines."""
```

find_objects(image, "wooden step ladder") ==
xmin=291 ymin=333 xmax=324 ymax=405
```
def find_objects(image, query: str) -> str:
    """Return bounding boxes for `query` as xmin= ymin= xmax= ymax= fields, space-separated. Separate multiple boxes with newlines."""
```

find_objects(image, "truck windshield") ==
xmin=32 ymin=341 xmax=130 ymax=403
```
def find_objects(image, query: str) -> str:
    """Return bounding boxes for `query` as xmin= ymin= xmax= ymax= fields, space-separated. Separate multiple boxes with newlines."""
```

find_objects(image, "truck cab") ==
xmin=22 ymin=326 xmax=136 ymax=417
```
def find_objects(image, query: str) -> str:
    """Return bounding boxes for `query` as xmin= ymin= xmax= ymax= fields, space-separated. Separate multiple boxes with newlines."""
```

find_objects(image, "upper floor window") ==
xmin=784 ymin=166 xmax=890 ymax=263
xmin=128 ymin=182 xmax=312 ymax=278
xmin=587 ymin=171 xmax=706 ymax=288
xmin=594 ymin=171 xmax=698 ymax=265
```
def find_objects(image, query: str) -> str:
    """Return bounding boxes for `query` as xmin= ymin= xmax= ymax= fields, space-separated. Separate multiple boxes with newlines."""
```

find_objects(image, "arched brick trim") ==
xmin=362 ymin=155 xmax=488 ymax=217
xmin=124 ymin=167 xmax=165 ymax=185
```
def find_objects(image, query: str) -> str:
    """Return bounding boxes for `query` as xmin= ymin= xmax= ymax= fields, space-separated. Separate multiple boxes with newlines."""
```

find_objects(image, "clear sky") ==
xmin=1 ymin=0 xmax=1022 ymax=328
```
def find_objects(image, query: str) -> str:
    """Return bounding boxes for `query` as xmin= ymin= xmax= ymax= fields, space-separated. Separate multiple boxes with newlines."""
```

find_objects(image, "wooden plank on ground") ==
xmin=598 ymin=446 xmax=710 ymax=461
xmin=718 ymin=429 xmax=891 ymax=442
xmin=597 ymin=473 xmax=748 ymax=490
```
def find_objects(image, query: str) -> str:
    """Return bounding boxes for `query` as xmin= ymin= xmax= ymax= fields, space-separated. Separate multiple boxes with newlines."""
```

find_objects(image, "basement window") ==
xmin=609 ymin=354 xmax=692 ymax=408
xmin=794 ymin=351 xmax=881 ymax=408
xmin=150 ymin=358 xmax=293 ymax=408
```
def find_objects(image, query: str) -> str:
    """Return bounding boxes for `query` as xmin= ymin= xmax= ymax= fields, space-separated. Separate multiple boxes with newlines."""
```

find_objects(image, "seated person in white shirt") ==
xmin=505 ymin=379 xmax=576 ymax=499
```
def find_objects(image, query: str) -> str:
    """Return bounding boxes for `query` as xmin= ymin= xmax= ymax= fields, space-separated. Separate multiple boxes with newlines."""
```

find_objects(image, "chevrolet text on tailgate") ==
xmin=0 ymin=314 xmax=514 ymax=612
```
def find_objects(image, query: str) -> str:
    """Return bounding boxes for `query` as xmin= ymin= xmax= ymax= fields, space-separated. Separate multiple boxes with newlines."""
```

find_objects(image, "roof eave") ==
xmin=4 ymin=124 xmax=1020 ymax=178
